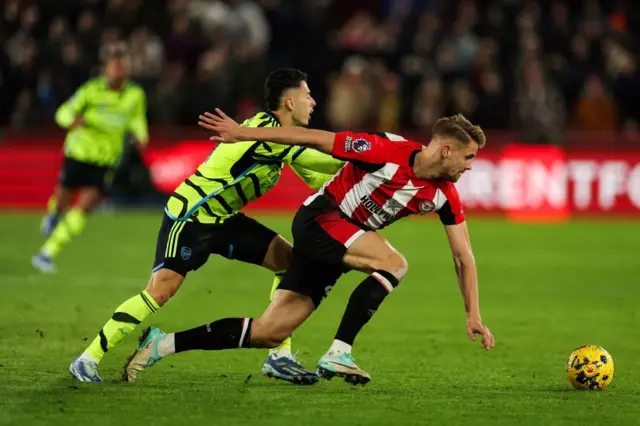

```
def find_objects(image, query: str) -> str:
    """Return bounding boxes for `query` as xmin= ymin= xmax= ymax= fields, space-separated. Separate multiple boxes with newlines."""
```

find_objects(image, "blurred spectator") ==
xmin=327 ymin=56 xmax=374 ymax=130
xmin=604 ymin=40 xmax=640 ymax=129
xmin=11 ymin=36 xmax=39 ymax=90
xmin=184 ymin=44 xmax=234 ymax=122
xmin=473 ymin=67 xmax=509 ymax=129
xmin=20 ymin=4 xmax=41 ymax=37
xmin=164 ymin=14 xmax=203 ymax=73
xmin=228 ymin=0 xmax=271 ymax=103
xmin=151 ymin=63 xmax=187 ymax=124
xmin=1 ymin=0 xmax=22 ymax=39
xmin=35 ymin=70 xmax=58 ymax=118
xmin=445 ymin=80 xmax=478 ymax=121
xmin=368 ymin=59 xmax=401 ymax=133
xmin=338 ymin=12 xmax=378 ymax=52
xmin=542 ymin=2 xmax=572 ymax=57
xmin=76 ymin=10 xmax=102 ymax=62
xmin=571 ymin=74 xmax=618 ymax=132
xmin=11 ymin=89 xmax=41 ymax=129
xmin=412 ymin=75 xmax=444 ymax=132
xmin=514 ymin=59 xmax=566 ymax=144
xmin=42 ymin=16 xmax=70 ymax=65
xmin=55 ymin=40 xmax=90 ymax=101
xmin=451 ymin=3 xmax=480 ymax=73
xmin=129 ymin=27 xmax=165 ymax=80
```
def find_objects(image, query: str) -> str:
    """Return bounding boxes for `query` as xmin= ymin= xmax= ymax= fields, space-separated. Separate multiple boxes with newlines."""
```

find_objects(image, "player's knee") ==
xmin=375 ymin=251 xmax=408 ymax=281
xmin=278 ymin=243 xmax=293 ymax=270
xmin=76 ymin=188 xmax=103 ymax=213
xmin=392 ymin=252 xmax=409 ymax=280
xmin=145 ymin=269 xmax=184 ymax=306
xmin=263 ymin=235 xmax=293 ymax=272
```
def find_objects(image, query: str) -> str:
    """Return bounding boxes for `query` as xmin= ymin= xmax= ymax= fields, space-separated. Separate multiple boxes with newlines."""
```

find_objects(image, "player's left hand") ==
xmin=466 ymin=315 xmax=495 ymax=350
xmin=198 ymin=109 xmax=242 ymax=143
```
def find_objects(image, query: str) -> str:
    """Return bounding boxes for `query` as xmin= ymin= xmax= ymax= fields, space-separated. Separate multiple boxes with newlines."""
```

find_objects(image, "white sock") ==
xmin=79 ymin=352 xmax=99 ymax=364
xmin=328 ymin=339 xmax=352 ymax=355
xmin=269 ymin=347 xmax=292 ymax=358
xmin=157 ymin=333 xmax=176 ymax=357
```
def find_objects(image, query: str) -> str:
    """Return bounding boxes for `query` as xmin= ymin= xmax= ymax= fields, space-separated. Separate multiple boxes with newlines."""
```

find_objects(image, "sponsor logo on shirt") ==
xmin=360 ymin=195 xmax=394 ymax=222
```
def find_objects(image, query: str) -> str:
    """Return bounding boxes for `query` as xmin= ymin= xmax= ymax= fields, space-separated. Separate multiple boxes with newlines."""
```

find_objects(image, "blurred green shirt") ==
xmin=55 ymin=77 xmax=148 ymax=167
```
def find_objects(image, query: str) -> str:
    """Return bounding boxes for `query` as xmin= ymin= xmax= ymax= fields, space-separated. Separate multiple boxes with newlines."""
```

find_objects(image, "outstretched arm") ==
xmin=444 ymin=222 xmax=495 ymax=350
xmin=199 ymin=109 xmax=418 ymax=167
xmin=198 ymin=109 xmax=335 ymax=154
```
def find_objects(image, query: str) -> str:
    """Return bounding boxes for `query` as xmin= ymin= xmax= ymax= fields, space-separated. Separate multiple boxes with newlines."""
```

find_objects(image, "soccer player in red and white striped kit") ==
xmin=124 ymin=109 xmax=495 ymax=385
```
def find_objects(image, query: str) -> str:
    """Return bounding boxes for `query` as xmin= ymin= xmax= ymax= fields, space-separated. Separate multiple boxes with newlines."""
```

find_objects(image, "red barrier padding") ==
xmin=1 ymin=140 xmax=639 ymax=220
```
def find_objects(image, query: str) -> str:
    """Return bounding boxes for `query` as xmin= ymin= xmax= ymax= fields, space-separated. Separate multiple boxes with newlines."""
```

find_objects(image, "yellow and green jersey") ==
xmin=166 ymin=111 xmax=344 ymax=223
xmin=55 ymin=77 xmax=148 ymax=167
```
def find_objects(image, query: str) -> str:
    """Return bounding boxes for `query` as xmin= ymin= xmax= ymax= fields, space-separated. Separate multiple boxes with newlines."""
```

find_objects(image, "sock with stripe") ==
xmin=83 ymin=290 xmax=160 ymax=362
xmin=41 ymin=208 xmax=87 ymax=259
xmin=332 ymin=270 xmax=399 ymax=351
xmin=172 ymin=317 xmax=253 ymax=353
xmin=268 ymin=272 xmax=292 ymax=357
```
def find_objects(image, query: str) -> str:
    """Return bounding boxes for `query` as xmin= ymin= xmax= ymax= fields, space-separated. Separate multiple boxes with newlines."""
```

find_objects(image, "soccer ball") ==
xmin=566 ymin=345 xmax=614 ymax=390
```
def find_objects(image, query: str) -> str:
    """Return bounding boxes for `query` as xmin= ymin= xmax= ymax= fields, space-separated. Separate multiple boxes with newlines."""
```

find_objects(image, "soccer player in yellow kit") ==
xmin=32 ymin=46 xmax=148 ymax=273
xmin=69 ymin=69 xmax=345 ymax=385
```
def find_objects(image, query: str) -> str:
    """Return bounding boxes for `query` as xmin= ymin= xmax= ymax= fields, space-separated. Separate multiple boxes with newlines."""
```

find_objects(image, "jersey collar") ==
xmin=264 ymin=111 xmax=282 ymax=126
xmin=101 ymin=76 xmax=129 ymax=92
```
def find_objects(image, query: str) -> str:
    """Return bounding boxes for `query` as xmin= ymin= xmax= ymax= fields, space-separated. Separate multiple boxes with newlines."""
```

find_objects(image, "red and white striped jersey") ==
xmin=303 ymin=131 xmax=465 ymax=230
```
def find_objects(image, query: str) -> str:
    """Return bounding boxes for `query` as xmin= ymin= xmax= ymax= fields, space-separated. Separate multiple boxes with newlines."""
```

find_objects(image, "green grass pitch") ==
xmin=0 ymin=212 xmax=638 ymax=425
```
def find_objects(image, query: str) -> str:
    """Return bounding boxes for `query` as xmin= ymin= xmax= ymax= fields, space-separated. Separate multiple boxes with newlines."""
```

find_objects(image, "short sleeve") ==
xmin=66 ymin=82 xmax=91 ymax=113
xmin=332 ymin=132 xmax=418 ymax=166
xmin=283 ymin=146 xmax=344 ymax=174
xmin=55 ymin=81 xmax=91 ymax=128
xmin=437 ymin=184 xmax=465 ymax=225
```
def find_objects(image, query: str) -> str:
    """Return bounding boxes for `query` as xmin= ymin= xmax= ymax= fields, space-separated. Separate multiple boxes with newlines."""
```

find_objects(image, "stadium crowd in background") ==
xmin=1 ymin=0 xmax=639 ymax=143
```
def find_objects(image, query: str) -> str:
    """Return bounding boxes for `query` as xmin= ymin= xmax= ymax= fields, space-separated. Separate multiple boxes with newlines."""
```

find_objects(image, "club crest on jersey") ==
xmin=181 ymin=246 xmax=192 ymax=260
xmin=351 ymin=138 xmax=371 ymax=153
xmin=418 ymin=200 xmax=436 ymax=214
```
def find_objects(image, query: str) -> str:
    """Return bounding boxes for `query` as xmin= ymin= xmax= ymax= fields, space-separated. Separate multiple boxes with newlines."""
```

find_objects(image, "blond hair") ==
xmin=432 ymin=114 xmax=486 ymax=148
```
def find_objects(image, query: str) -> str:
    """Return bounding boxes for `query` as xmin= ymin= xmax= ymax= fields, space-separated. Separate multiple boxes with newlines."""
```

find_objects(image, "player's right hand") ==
xmin=466 ymin=316 xmax=495 ymax=350
xmin=198 ymin=109 xmax=242 ymax=143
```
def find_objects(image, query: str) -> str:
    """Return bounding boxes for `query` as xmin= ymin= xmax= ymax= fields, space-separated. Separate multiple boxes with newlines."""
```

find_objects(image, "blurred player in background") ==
xmin=124 ymin=111 xmax=495 ymax=385
xmin=32 ymin=45 xmax=149 ymax=274
xmin=71 ymin=69 xmax=345 ymax=385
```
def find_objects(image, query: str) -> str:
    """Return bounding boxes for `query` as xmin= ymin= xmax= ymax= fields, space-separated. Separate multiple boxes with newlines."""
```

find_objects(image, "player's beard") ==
xmin=444 ymin=171 xmax=461 ymax=182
